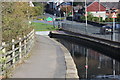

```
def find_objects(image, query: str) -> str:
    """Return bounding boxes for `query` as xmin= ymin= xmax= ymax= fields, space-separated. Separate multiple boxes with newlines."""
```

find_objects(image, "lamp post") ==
xmin=112 ymin=17 xmax=116 ymax=41
xmin=52 ymin=0 xmax=55 ymax=28
xmin=111 ymin=12 xmax=117 ymax=78
xmin=65 ymin=1 xmax=67 ymax=21
xmin=53 ymin=13 xmax=56 ymax=28
xmin=85 ymin=0 xmax=87 ymax=33
xmin=99 ymin=0 xmax=101 ymax=23
xmin=72 ymin=0 xmax=74 ymax=23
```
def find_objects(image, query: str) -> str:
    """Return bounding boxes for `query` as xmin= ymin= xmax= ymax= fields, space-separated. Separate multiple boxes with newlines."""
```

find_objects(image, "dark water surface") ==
xmin=56 ymin=38 xmax=120 ymax=79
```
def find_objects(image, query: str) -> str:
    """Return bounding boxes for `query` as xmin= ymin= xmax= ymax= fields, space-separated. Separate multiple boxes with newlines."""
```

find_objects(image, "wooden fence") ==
xmin=0 ymin=29 xmax=35 ymax=78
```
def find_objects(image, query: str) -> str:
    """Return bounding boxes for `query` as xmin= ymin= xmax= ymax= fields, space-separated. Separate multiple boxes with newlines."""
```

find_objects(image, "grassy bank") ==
xmin=32 ymin=22 xmax=58 ymax=31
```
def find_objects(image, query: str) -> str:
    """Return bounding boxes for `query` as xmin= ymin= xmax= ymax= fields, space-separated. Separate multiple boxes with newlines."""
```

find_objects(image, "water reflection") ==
xmin=56 ymin=38 xmax=120 ymax=79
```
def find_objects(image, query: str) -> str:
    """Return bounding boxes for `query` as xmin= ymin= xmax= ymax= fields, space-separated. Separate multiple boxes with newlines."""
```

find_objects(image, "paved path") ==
xmin=12 ymin=35 xmax=66 ymax=78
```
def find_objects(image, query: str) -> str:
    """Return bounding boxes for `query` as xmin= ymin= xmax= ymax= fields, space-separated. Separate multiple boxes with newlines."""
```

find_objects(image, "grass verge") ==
xmin=32 ymin=22 xmax=58 ymax=31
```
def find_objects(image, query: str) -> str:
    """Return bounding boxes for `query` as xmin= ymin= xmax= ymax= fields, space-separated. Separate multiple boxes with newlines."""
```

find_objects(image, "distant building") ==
xmin=87 ymin=1 xmax=106 ymax=20
xmin=86 ymin=1 xmax=120 ymax=20
xmin=45 ymin=1 xmax=73 ymax=17
xmin=101 ymin=2 xmax=120 ymax=18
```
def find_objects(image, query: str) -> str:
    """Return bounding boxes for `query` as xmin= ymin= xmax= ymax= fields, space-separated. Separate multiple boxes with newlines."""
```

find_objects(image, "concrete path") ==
xmin=12 ymin=35 xmax=66 ymax=78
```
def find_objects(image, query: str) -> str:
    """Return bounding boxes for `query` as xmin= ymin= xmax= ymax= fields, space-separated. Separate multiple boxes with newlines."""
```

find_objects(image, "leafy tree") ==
xmin=105 ymin=18 xmax=113 ymax=22
xmin=2 ymin=2 xmax=45 ymax=43
xmin=32 ymin=2 xmax=45 ymax=16
xmin=2 ymin=2 xmax=33 ymax=42
xmin=60 ymin=5 xmax=72 ymax=16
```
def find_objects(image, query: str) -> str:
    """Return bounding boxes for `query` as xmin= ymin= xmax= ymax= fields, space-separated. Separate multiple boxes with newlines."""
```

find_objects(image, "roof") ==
xmin=60 ymin=2 xmax=72 ymax=6
xmin=87 ymin=1 xmax=106 ymax=12
xmin=101 ymin=2 xmax=120 ymax=9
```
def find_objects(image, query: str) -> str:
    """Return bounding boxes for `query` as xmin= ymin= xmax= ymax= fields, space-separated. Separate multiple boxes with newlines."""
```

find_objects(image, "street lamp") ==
xmin=99 ymin=0 xmax=101 ymax=23
xmin=52 ymin=0 xmax=55 ymax=28
xmin=85 ymin=0 xmax=87 ymax=33
xmin=111 ymin=12 xmax=117 ymax=78
xmin=53 ymin=13 xmax=56 ymax=28
xmin=71 ymin=0 xmax=74 ymax=22
xmin=65 ymin=1 xmax=68 ymax=21
xmin=112 ymin=14 xmax=116 ymax=41
xmin=112 ymin=13 xmax=116 ymax=78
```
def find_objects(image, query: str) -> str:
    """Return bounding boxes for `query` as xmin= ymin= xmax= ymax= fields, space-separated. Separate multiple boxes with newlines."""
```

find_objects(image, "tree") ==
xmin=32 ymin=2 xmax=45 ymax=16
xmin=60 ymin=5 xmax=73 ymax=16
xmin=2 ymin=2 xmax=33 ymax=42
xmin=2 ymin=2 xmax=45 ymax=42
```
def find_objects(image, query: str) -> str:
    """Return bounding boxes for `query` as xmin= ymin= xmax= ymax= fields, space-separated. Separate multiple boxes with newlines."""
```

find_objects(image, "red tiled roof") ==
xmin=87 ymin=2 xmax=106 ymax=12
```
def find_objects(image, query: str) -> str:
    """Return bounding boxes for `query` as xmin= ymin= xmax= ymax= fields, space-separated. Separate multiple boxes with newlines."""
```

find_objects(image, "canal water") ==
xmin=56 ymin=38 xmax=120 ymax=79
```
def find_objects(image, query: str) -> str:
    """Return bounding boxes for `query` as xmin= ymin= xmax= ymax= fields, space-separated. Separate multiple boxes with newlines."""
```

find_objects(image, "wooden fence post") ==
xmin=0 ymin=30 xmax=35 ymax=79
xmin=32 ymin=30 xmax=34 ymax=48
xmin=1 ymin=42 xmax=6 ymax=78
xmin=19 ymin=38 xmax=22 ymax=63
xmin=2 ymin=42 xmax=6 ymax=54
xmin=24 ymin=36 xmax=27 ymax=56
xmin=12 ymin=39 xmax=15 ymax=66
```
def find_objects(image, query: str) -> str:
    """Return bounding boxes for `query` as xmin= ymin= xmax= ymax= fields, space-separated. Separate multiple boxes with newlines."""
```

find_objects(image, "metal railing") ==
xmin=61 ymin=22 xmax=120 ymax=41
xmin=0 ymin=29 xmax=35 ymax=78
xmin=61 ymin=23 xmax=120 ymax=47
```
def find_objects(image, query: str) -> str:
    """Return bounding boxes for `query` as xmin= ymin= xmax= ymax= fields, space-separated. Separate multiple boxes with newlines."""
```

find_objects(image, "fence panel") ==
xmin=0 ymin=29 xmax=35 ymax=78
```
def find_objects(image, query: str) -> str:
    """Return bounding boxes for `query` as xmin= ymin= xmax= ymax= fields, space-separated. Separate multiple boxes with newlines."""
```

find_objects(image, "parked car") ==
xmin=100 ymin=24 xmax=120 ymax=34
xmin=116 ymin=24 xmax=120 ymax=30
xmin=100 ymin=26 xmax=112 ymax=34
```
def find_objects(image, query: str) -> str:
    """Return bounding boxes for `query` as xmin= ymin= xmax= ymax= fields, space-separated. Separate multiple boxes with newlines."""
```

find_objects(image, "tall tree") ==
xmin=2 ymin=2 xmax=33 ymax=42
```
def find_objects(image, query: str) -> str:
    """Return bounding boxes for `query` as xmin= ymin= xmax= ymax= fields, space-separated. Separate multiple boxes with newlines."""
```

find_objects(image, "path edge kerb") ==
xmin=48 ymin=36 xmax=79 ymax=78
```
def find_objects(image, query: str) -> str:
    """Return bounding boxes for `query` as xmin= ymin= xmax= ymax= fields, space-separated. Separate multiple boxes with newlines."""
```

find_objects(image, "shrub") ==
xmin=92 ymin=17 xmax=99 ymax=22
xmin=105 ymin=18 xmax=113 ymax=22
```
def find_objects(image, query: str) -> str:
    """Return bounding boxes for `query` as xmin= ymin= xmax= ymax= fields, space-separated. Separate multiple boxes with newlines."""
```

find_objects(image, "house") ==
xmin=59 ymin=2 xmax=72 ymax=14
xmin=101 ymin=2 xmax=120 ymax=18
xmin=86 ymin=1 xmax=106 ymax=20
xmin=45 ymin=1 xmax=73 ymax=17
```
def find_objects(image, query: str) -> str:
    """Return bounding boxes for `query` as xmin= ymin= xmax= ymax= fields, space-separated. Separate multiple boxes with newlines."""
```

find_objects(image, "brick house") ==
xmin=87 ymin=1 xmax=106 ymax=20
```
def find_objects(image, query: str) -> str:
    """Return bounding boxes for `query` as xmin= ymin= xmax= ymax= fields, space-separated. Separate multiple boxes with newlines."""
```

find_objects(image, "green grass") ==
xmin=32 ymin=22 xmax=58 ymax=31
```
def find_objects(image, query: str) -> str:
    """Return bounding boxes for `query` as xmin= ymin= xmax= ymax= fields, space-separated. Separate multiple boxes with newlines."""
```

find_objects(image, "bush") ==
xmin=80 ymin=15 xmax=85 ymax=21
xmin=92 ymin=17 xmax=99 ymax=22
xmin=2 ymin=2 xmax=34 ymax=42
xmin=105 ymin=18 xmax=113 ymax=22
xmin=87 ymin=14 xmax=94 ymax=21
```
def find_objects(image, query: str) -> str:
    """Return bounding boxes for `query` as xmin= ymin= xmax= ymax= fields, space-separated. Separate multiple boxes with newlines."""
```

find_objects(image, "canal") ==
xmin=56 ymin=38 xmax=120 ymax=79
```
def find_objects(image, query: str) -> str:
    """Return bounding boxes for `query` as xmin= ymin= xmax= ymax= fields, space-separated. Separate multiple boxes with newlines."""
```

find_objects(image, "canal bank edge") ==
xmin=48 ymin=36 xmax=79 ymax=79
